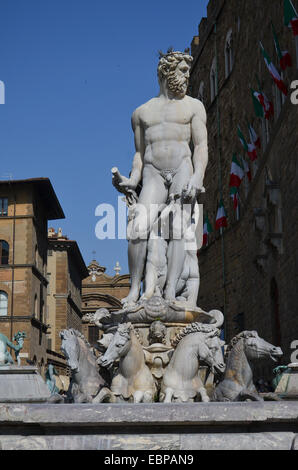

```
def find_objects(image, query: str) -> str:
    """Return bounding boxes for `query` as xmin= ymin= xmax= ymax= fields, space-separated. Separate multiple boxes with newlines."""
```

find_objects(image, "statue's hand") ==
xmin=118 ymin=176 xmax=138 ymax=191
xmin=182 ymin=177 xmax=205 ymax=202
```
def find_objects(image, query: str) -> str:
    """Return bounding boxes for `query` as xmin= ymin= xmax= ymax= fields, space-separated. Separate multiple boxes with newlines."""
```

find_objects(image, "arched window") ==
xmin=225 ymin=29 xmax=233 ymax=78
xmin=0 ymin=291 xmax=8 ymax=316
xmin=0 ymin=240 xmax=9 ymax=265
xmin=197 ymin=81 xmax=205 ymax=104
xmin=210 ymin=58 xmax=217 ymax=102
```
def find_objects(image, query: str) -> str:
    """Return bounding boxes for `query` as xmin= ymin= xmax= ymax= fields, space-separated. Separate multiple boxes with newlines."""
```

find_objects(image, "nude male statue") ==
xmin=113 ymin=50 xmax=208 ymax=307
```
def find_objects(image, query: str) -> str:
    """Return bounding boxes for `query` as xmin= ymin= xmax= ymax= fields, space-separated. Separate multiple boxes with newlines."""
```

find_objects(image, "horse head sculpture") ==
xmin=99 ymin=323 xmax=132 ymax=369
xmin=60 ymin=329 xmax=81 ymax=372
xmin=204 ymin=333 xmax=226 ymax=375
xmin=59 ymin=328 xmax=108 ymax=403
xmin=213 ymin=330 xmax=283 ymax=402
xmin=233 ymin=330 xmax=283 ymax=364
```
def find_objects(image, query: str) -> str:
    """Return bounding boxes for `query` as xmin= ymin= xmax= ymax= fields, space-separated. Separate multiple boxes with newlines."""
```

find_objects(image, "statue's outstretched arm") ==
xmin=190 ymin=101 xmax=208 ymax=191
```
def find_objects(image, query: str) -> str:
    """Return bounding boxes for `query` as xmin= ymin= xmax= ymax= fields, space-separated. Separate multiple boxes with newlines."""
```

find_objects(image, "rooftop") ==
xmin=0 ymin=177 xmax=65 ymax=220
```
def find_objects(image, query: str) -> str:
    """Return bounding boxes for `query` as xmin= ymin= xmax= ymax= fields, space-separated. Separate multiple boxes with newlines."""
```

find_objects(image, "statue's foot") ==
xmin=139 ymin=292 xmax=153 ymax=303
xmin=121 ymin=291 xmax=139 ymax=309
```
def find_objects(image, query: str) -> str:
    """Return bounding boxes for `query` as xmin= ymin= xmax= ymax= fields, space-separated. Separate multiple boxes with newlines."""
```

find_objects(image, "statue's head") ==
xmin=157 ymin=50 xmax=193 ymax=98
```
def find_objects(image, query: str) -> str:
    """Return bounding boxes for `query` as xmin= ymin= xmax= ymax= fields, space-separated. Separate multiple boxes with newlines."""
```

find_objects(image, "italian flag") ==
xmin=238 ymin=126 xmax=257 ymax=161
xmin=260 ymin=42 xmax=288 ymax=96
xmin=248 ymin=123 xmax=261 ymax=149
xmin=237 ymin=126 xmax=248 ymax=152
xmin=229 ymin=154 xmax=244 ymax=187
xmin=284 ymin=0 xmax=298 ymax=36
xmin=215 ymin=200 xmax=227 ymax=230
xmin=247 ymin=143 xmax=257 ymax=161
xmin=229 ymin=187 xmax=239 ymax=211
xmin=242 ymin=157 xmax=252 ymax=182
xmin=203 ymin=215 xmax=213 ymax=246
xmin=251 ymin=88 xmax=274 ymax=120
xmin=272 ymin=23 xmax=292 ymax=70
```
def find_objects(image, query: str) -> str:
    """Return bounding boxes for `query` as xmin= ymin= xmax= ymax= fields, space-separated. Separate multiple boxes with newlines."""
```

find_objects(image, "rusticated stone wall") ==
xmin=189 ymin=0 xmax=298 ymax=375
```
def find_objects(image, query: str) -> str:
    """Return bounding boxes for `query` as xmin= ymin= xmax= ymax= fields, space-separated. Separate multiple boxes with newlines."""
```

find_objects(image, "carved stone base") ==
xmin=275 ymin=363 xmax=298 ymax=399
xmin=0 ymin=403 xmax=297 ymax=450
xmin=0 ymin=366 xmax=51 ymax=403
xmin=108 ymin=296 xmax=223 ymax=326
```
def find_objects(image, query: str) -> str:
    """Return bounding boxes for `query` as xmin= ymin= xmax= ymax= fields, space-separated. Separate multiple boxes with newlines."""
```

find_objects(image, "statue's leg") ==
xmin=122 ymin=167 xmax=167 ymax=306
xmin=165 ymin=240 xmax=185 ymax=301
xmin=122 ymin=238 xmax=148 ymax=306
xmin=141 ymin=259 xmax=158 ymax=300
xmin=164 ymin=164 xmax=193 ymax=302
xmin=184 ymin=252 xmax=200 ymax=306
xmin=142 ymin=237 xmax=167 ymax=300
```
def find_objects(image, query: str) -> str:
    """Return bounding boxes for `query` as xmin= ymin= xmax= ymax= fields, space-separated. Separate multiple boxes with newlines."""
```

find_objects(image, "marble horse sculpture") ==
xmin=0 ymin=331 xmax=26 ymax=366
xmin=160 ymin=323 xmax=225 ymax=402
xmin=99 ymin=323 xmax=156 ymax=403
xmin=213 ymin=331 xmax=283 ymax=402
xmin=60 ymin=329 xmax=110 ymax=403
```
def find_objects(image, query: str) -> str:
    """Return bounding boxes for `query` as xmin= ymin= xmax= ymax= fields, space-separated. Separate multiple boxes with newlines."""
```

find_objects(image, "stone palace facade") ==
xmin=189 ymin=0 xmax=298 ymax=374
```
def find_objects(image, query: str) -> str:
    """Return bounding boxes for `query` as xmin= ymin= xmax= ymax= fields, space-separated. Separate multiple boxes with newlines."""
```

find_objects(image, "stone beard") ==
xmin=167 ymin=69 xmax=188 ymax=96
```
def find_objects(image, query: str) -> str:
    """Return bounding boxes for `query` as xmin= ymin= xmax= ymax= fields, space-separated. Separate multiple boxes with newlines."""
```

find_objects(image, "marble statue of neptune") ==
xmin=113 ymin=50 xmax=208 ymax=308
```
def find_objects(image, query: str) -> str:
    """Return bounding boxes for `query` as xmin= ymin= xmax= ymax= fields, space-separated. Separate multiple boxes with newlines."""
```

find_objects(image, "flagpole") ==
xmin=236 ymin=204 xmax=240 ymax=221
xmin=214 ymin=22 xmax=227 ymax=332
xmin=255 ymin=73 xmax=262 ymax=91
xmin=255 ymin=73 xmax=270 ymax=147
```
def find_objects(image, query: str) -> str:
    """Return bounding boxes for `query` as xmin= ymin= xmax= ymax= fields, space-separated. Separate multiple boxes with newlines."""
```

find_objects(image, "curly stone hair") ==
xmin=226 ymin=330 xmax=258 ymax=354
xmin=171 ymin=323 xmax=220 ymax=348
xmin=157 ymin=50 xmax=193 ymax=82
xmin=117 ymin=322 xmax=133 ymax=340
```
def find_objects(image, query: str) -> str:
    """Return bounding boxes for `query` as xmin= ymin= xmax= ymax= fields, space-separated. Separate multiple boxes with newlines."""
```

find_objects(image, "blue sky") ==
xmin=0 ymin=0 xmax=208 ymax=275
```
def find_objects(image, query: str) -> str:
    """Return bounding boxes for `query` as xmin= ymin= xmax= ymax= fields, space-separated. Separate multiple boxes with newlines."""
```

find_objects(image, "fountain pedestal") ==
xmin=0 ymin=366 xmax=51 ymax=403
